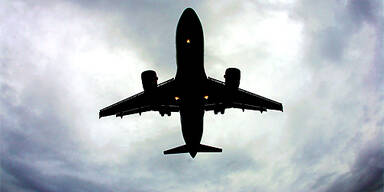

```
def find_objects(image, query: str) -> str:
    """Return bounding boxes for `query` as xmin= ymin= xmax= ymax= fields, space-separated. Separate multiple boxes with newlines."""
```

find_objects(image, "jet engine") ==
xmin=224 ymin=68 xmax=240 ymax=89
xmin=141 ymin=70 xmax=158 ymax=92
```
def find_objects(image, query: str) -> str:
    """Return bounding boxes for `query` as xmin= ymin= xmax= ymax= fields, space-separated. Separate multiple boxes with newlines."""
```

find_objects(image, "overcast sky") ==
xmin=1 ymin=0 xmax=383 ymax=191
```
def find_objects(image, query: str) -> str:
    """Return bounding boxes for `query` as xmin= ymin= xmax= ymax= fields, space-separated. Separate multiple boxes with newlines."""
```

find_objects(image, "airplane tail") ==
xmin=163 ymin=144 xmax=222 ymax=157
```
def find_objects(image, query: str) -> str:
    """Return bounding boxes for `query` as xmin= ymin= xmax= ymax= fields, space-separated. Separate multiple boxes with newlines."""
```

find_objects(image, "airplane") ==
xmin=99 ymin=8 xmax=283 ymax=158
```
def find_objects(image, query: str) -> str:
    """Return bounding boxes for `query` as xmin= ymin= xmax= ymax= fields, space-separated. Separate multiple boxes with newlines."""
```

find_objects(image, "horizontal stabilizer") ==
xmin=163 ymin=145 xmax=189 ymax=155
xmin=197 ymin=144 xmax=222 ymax=153
xmin=163 ymin=144 xmax=222 ymax=155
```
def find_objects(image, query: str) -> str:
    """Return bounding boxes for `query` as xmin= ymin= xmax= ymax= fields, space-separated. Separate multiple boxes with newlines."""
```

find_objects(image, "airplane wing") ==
xmin=205 ymin=77 xmax=283 ymax=113
xmin=99 ymin=78 xmax=179 ymax=118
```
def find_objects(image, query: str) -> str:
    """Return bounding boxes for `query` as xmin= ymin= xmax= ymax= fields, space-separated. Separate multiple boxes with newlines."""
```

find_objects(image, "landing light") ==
xmin=204 ymin=95 xmax=208 ymax=100
xmin=186 ymin=39 xmax=190 ymax=44
xmin=175 ymin=96 xmax=180 ymax=101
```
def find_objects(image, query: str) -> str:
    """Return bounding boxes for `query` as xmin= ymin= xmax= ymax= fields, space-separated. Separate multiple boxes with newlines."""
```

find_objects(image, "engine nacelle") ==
xmin=224 ymin=68 xmax=240 ymax=89
xmin=141 ymin=70 xmax=158 ymax=92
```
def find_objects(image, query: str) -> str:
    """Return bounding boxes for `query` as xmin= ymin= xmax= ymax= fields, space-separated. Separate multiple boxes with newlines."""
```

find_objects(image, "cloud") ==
xmin=1 ymin=156 xmax=113 ymax=192
xmin=1 ymin=0 xmax=383 ymax=191
xmin=320 ymin=135 xmax=384 ymax=192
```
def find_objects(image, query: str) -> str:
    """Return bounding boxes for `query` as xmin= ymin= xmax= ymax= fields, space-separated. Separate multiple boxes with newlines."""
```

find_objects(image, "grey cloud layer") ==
xmin=1 ymin=0 xmax=383 ymax=191
xmin=323 ymin=137 xmax=383 ymax=192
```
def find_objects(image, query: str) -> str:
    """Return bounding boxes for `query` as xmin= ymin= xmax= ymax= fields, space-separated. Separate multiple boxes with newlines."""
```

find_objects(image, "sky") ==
xmin=1 ymin=0 xmax=383 ymax=191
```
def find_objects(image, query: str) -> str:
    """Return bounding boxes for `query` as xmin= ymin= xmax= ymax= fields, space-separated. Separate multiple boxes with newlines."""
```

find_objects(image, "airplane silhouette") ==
xmin=99 ymin=8 xmax=283 ymax=158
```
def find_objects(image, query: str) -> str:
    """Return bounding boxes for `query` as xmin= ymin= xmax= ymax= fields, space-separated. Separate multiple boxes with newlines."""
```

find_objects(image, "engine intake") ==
xmin=224 ymin=68 xmax=240 ymax=89
xmin=141 ymin=70 xmax=158 ymax=92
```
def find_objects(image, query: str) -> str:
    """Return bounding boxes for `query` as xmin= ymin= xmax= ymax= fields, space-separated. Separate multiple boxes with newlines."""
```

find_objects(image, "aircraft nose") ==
xmin=181 ymin=8 xmax=198 ymax=19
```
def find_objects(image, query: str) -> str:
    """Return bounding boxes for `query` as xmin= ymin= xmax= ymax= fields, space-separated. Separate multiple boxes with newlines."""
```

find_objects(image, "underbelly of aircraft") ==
xmin=179 ymin=99 xmax=204 ymax=147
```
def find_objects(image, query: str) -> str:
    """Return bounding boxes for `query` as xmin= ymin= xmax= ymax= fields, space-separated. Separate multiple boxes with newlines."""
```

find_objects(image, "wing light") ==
xmin=204 ymin=95 xmax=208 ymax=100
xmin=175 ymin=96 xmax=180 ymax=101
xmin=186 ymin=39 xmax=190 ymax=44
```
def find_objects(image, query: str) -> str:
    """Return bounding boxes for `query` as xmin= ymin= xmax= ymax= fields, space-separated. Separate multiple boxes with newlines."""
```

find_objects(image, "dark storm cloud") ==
xmin=312 ymin=136 xmax=384 ymax=192
xmin=294 ymin=130 xmax=384 ymax=192
xmin=2 ymin=157 xmax=112 ymax=192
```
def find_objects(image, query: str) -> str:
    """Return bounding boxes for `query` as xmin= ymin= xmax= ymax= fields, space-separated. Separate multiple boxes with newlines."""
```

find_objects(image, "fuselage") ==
xmin=175 ymin=8 xmax=207 ymax=157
